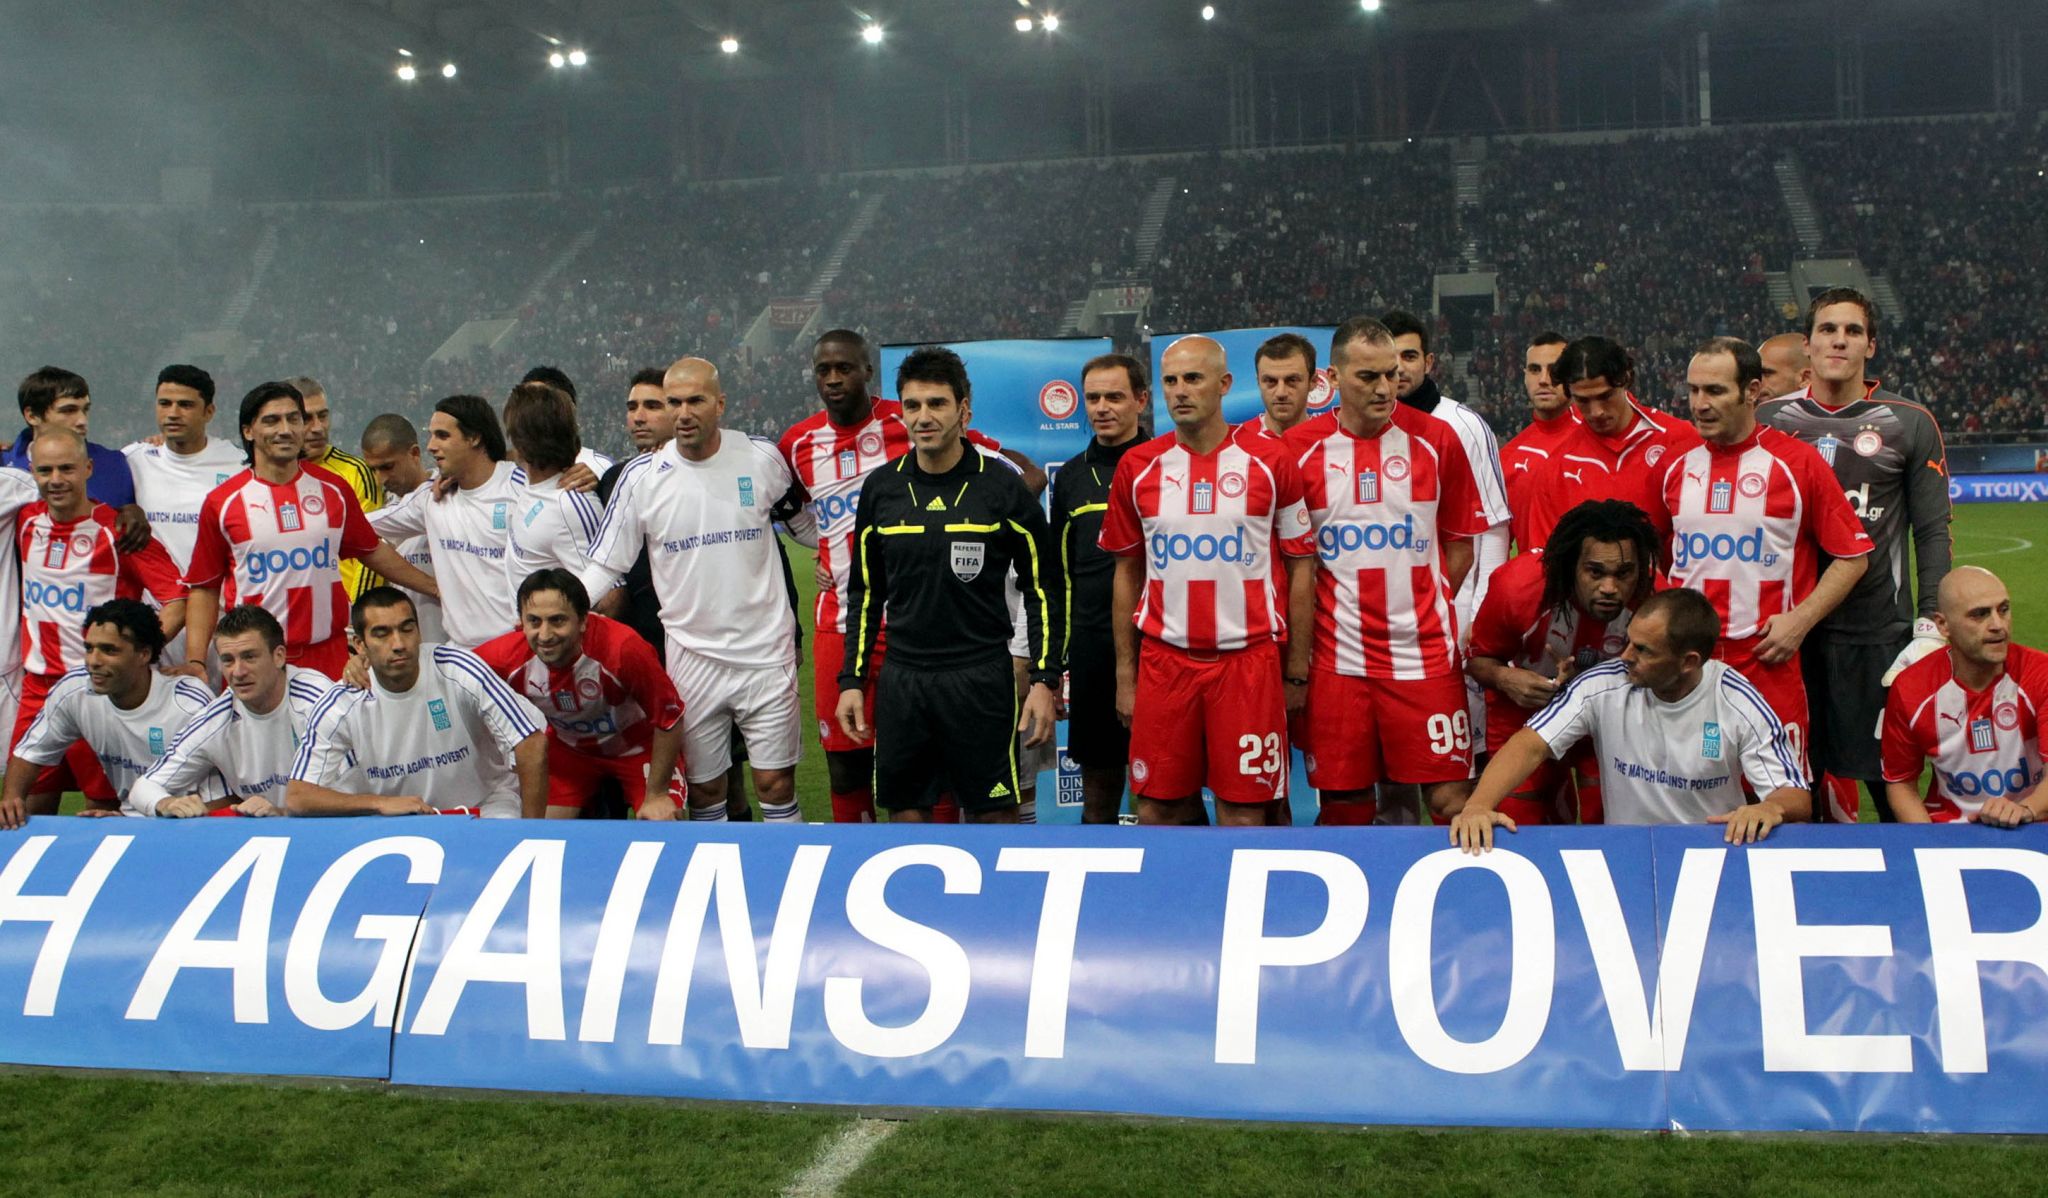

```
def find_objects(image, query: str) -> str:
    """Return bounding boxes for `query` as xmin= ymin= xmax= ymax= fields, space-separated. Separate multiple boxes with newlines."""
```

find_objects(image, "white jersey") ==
xmin=291 ymin=643 xmax=544 ymax=818
xmin=583 ymin=433 xmax=798 ymax=669
xmin=128 ymin=666 xmax=335 ymax=816
xmin=380 ymin=483 xmax=445 ymax=644
xmin=1430 ymin=394 xmax=1512 ymax=636
xmin=1525 ymin=659 xmax=1808 ymax=825
xmin=13 ymin=669 xmax=217 ymax=799
xmin=510 ymin=447 xmax=613 ymax=486
xmin=0 ymin=468 xmax=36 ymax=677
xmin=369 ymin=461 xmax=520 ymax=648
xmin=123 ymin=439 xmax=249 ymax=570
xmin=506 ymin=473 xmax=604 ymax=591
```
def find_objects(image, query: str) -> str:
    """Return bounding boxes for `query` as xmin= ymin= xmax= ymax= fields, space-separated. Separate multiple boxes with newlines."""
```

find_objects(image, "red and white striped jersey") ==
xmin=1288 ymin=407 xmax=1486 ymax=680
xmin=1501 ymin=411 xmax=1578 ymax=554
xmin=184 ymin=464 xmax=381 ymax=652
xmin=1523 ymin=401 xmax=1698 ymax=552
xmin=1653 ymin=426 xmax=1872 ymax=641
xmin=1099 ymin=431 xmax=1314 ymax=653
xmin=1882 ymin=644 xmax=2048 ymax=821
xmin=1466 ymin=551 xmax=1641 ymax=752
xmin=779 ymin=400 xmax=999 ymax=636
xmin=473 ymin=614 xmax=683 ymax=759
xmin=18 ymin=502 xmax=186 ymax=678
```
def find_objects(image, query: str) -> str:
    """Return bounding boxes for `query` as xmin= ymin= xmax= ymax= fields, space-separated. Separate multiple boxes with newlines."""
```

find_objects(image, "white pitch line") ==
xmin=780 ymin=1118 xmax=900 ymax=1198
xmin=1954 ymin=535 xmax=2035 ymax=560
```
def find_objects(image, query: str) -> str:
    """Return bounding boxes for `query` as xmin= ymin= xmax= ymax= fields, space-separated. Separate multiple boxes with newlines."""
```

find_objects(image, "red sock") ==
xmin=1430 ymin=809 xmax=1453 ymax=827
xmin=1496 ymin=795 xmax=1549 ymax=826
xmin=931 ymin=796 xmax=961 ymax=824
xmin=1317 ymin=799 xmax=1377 ymax=826
xmin=831 ymin=788 xmax=875 ymax=824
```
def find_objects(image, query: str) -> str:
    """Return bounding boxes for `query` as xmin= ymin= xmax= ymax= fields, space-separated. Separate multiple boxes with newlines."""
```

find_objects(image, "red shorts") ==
xmin=813 ymin=628 xmax=882 ymax=753
xmin=1504 ymin=743 xmax=1601 ymax=824
xmin=1301 ymin=669 xmax=1473 ymax=790
xmin=12 ymin=672 xmax=114 ymax=800
xmin=1129 ymin=638 xmax=1287 ymax=806
xmin=547 ymin=740 xmax=686 ymax=810
xmin=1715 ymin=636 xmax=1809 ymax=775
xmin=289 ymin=637 xmax=351 ymax=681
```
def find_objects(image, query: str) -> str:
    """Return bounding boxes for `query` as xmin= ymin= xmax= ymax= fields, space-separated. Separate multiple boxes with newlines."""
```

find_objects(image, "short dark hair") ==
xmin=628 ymin=366 xmax=666 ymax=390
xmin=1541 ymin=500 xmax=1661 ymax=615
xmin=520 ymin=365 xmax=577 ymax=401
xmin=18 ymin=366 xmax=88 ymax=420
xmin=1636 ymin=588 xmax=1720 ymax=661
xmin=157 ymin=364 xmax=215 ymax=404
xmin=360 ymin=412 xmax=418 ymax=454
xmin=1555 ymin=337 xmax=1635 ymax=390
xmin=432 ymin=395 xmax=508 ymax=462
xmin=217 ymin=603 xmax=285 ymax=652
xmin=1082 ymin=353 xmax=1148 ymax=394
xmin=351 ymin=586 xmax=417 ymax=635
xmin=816 ymin=328 xmax=869 ymax=356
xmin=896 ymin=346 xmax=971 ymax=403
xmin=517 ymin=567 xmax=591 ymax=617
xmin=1805 ymin=287 xmax=1877 ymax=338
xmin=1529 ymin=331 xmax=1569 ymax=351
xmin=503 ymin=382 xmax=580 ymax=473
xmin=1255 ymin=333 xmax=1317 ymax=375
xmin=1379 ymin=309 xmax=1430 ymax=355
xmin=1330 ymin=316 xmax=1395 ymax=365
xmin=1692 ymin=336 xmax=1764 ymax=391
xmin=83 ymin=598 xmax=166 ymax=664
xmin=238 ymin=381 xmax=305 ymax=457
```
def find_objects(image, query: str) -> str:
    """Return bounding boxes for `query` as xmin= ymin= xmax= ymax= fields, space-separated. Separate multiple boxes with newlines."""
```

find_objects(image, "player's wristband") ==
xmin=1913 ymin=617 xmax=1941 ymax=641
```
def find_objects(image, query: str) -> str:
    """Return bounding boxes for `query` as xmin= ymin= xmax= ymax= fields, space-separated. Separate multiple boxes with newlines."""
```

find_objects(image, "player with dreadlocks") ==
xmin=1464 ymin=499 xmax=1663 ymax=824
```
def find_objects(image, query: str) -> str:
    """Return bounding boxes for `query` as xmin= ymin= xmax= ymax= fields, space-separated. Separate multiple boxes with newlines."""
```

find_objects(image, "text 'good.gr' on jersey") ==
xmin=1883 ymin=644 xmax=2048 ymax=821
xmin=185 ymin=464 xmax=380 ymax=652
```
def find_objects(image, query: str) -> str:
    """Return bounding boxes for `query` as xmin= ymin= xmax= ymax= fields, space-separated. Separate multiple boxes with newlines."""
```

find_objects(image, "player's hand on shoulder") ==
xmin=340 ymin=654 xmax=372 ymax=690
xmin=1449 ymin=807 xmax=1516 ymax=855
xmin=557 ymin=463 xmax=600 ymax=493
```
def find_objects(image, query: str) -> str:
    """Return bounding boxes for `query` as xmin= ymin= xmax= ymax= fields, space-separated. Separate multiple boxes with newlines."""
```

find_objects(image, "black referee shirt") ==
xmin=840 ymin=448 xmax=1061 ymax=690
xmin=1050 ymin=433 xmax=1139 ymax=655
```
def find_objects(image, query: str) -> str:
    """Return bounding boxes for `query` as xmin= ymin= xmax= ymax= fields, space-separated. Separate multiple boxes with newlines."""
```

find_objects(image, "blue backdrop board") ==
xmin=878 ymin=338 xmax=1112 ymax=471
xmin=1147 ymin=326 xmax=1338 ymax=432
xmin=1950 ymin=473 xmax=2048 ymax=503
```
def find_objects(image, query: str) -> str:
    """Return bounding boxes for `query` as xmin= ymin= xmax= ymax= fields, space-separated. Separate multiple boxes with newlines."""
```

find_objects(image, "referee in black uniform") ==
xmin=1051 ymin=353 xmax=1150 ymax=823
xmin=838 ymin=346 xmax=1061 ymax=823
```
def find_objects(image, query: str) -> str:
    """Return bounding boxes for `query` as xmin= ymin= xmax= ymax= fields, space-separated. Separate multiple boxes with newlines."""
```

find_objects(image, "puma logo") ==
xmin=1939 ymin=712 xmax=1963 ymax=727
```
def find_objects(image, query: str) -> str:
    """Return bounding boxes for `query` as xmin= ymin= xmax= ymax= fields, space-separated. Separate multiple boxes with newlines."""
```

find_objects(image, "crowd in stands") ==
xmin=4 ymin=115 xmax=2047 ymax=451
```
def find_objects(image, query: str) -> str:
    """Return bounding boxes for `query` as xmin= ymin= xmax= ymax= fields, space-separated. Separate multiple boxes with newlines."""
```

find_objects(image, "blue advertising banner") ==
xmin=879 ymin=338 xmax=1111 ymax=469
xmin=8 ymin=819 xmax=2048 ymax=1134
xmin=1147 ymin=326 xmax=1337 ymax=430
xmin=1949 ymin=473 xmax=2048 ymax=504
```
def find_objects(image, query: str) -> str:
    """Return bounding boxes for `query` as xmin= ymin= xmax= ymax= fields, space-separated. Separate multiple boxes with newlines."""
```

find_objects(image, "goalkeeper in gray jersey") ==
xmin=1758 ymin=287 xmax=1952 ymax=823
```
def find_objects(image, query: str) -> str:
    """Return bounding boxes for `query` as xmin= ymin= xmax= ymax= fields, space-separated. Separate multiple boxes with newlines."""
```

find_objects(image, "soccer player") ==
xmin=584 ymin=357 xmax=806 ymax=823
xmin=1759 ymin=288 xmax=1952 ymax=822
xmin=127 ymin=605 xmax=336 ymax=818
xmin=287 ymin=587 xmax=546 ymax=818
xmin=358 ymin=414 xmax=445 ymax=643
xmin=14 ymin=428 xmax=190 ymax=810
xmin=0 ymin=599 xmax=216 ymax=828
xmin=1052 ymin=353 xmax=1150 ymax=824
xmin=594 ymin=367 xmax=678 ymax=653
xmin=1498 ymin=332 xmax=1574 ymax=555
xmin=1289 ymin=317 xmax=1488 ymax=824
xmin=1758 ymin=333 xmax=1812 ymax=399
xmin=1382 ymin=309 xmax=1510 ymax=604
xmin=1521 ymin=337 xmax=1701 ymax=552
xmin=1466 ymin=499 xmax=1662 ymax=824
xmin=5 ymin=366 xmax=145 ymax=549
xmin=474 ymin=570 xmax=687 ymax=820
xmin=1653 ymin=336 xmax=1872 ymax=780
xmin=184 ymin=381 xmax=437 ymax=679
xmin=288 ymin=375 xmax=386 ymax=600
xmin=502 ymin=382 xmax=604 ymax=585
xmin=1881 ymin=568 xmax=2047 ymax=826
xmin=1234 ymin=333 xmax=1320 ymax=445
xmin=1100 ymin=334 xmax=1314 ymax=826
xmin=519 ymin=365 xmax=615 ymax=477
xmin=1450 ymin=588 xmax=1810 ymax=851
xmin=369 ymin=396 xmax=521 ymax=649
xmin=836 ymin=346 xmax=1058 ymax=822
xmin=125 ymin=365 xmax=249 ymax=668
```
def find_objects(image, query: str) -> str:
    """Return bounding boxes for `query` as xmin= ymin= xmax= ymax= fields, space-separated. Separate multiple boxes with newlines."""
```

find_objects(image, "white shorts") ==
xmin=667 ymin=641 xmax=801 ymax=783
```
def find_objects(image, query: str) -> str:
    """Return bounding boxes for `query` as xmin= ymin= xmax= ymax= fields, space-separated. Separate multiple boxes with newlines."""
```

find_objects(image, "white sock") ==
xmin=760 ymin=799 xmax=802 ymax=823
xmin=689 ymin=804 xmax=728 ymax=821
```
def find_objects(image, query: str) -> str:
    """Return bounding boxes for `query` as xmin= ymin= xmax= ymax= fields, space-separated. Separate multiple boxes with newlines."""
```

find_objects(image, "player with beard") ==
xmin=288 ymin=376 xmax=385 ymax=599
xmin=1521 ymin=337 xmax=1701 ymax=551
xmin=1234 ymin=333 xmax=1320 ymax=446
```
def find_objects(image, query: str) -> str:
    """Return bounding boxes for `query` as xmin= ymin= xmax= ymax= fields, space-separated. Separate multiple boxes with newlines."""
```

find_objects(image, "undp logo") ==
xmin=24 ymin=579 xmax=86 ymax=612
xmin=1039 ymin=380 xmax=1080 ymax=422
xmin=1148 ymin=529 xmax=1247 ymax=570
xmin=1317 ymin=516 xmax=1424 ymax=560
xmin=246 ymin=541 xmax=335 ymax=585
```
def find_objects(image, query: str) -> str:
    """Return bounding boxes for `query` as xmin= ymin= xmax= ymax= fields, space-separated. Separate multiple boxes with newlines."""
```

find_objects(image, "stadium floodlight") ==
xmin=861 ymin=22 xmax=884 ymax=44
xmin=1041 ymin=13 xmax=1059 ymax=31
xmin=396 ymin=63 xmax=417 ymax=81
xmin=1359 ymin=0 xmax=1382 ymax=10
xmin=1201 ymin=5 xmax=1216 ymax=19
xmin=441 ymin=62 xmax=458 ymax=78
xmin=1015 ymin=16 xmax=1033 ymax=31
xmin=567 ymin=48 xmax=588 ymax=66
xmin=548 ymin=51 xmax=566 ymax=68
xmin=398 ymin=48 xmax=412 ymax=57
xmin=720 ymin=36 xmax=740 ymax=53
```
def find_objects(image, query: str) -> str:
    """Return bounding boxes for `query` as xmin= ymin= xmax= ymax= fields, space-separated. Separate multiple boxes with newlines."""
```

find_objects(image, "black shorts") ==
xmin=1064 ymin=630 xmax=1130 ymax=771
xmin=874 ymin=657 xmax=1020 ymax=813
xmin=1801 ymin=630 xmax=1904 ymax=781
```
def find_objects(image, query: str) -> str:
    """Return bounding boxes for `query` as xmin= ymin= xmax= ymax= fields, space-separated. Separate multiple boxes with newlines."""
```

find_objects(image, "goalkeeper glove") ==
xmin=1881 ymin=617 xmax=1947 ymax=686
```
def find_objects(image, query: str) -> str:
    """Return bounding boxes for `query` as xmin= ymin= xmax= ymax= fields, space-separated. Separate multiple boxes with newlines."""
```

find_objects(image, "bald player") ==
xmin=1759 ymin=334 xmax=1811 ymax=399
